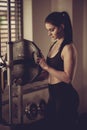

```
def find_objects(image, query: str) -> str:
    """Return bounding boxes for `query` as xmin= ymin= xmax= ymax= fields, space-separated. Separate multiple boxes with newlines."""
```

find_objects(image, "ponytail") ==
xmin=61 ymin=11 xmax=73 ymax=43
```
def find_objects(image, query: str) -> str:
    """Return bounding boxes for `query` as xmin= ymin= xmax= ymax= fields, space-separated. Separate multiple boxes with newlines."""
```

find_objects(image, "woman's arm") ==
xmin=38 ymin=44 xmax=77 ymax=83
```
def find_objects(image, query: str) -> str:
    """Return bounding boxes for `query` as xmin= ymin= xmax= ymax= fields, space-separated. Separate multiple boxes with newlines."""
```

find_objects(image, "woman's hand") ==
xmin=37 ymin=57 xmax=49 ymax=71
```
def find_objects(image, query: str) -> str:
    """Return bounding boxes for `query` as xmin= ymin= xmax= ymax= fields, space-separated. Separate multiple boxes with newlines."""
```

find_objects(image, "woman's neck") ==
xmin=54 ymin=37 xmax=64 ymax=45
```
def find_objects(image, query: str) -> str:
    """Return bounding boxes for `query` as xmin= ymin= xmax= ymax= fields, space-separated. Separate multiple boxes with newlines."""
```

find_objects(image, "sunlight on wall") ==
xmin=23 ymin=0 xmax=33 ymax=41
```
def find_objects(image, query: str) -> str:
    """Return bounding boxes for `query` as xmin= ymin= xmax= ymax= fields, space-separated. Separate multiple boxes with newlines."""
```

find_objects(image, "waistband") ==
xmin=48 ymin=82 xmax=72 ymax=87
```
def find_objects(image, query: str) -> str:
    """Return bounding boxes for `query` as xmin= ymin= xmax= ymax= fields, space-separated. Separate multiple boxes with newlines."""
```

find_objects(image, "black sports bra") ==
xmin=46 ymin=40 xmax=66 ymax=71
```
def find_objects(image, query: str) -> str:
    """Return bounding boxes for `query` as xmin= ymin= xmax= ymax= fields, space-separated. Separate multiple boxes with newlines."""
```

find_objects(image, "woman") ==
xmin=37 ymin=11 xmax=79 ymax=130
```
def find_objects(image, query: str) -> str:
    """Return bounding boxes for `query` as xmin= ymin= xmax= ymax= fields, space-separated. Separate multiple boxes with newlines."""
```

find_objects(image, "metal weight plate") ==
xmin=12 ymin=39 xmax=42 ymax=85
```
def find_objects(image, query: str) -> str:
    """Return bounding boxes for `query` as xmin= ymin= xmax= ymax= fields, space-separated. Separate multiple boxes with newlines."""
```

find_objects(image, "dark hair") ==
xmin=45 ymin=11 xmax=73 ymax=43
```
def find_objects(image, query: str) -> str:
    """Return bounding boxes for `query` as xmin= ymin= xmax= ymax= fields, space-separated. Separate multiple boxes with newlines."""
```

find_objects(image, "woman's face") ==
xmin=45 ymin=23 xmax=63 ymax=40
xmin=45 ymin=22 xmax=59 ymax=41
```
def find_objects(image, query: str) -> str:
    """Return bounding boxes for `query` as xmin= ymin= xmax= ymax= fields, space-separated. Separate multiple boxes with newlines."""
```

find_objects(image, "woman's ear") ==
xmin=61 ymin=24 xmax=64 ymax=29
xmin=57 ymin=24 xmax=64 ymax=38
xmin=58 ymin=24 xmax=64 ymax=32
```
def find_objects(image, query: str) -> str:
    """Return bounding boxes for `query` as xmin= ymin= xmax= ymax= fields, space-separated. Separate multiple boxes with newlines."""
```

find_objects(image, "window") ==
xmin=0 ymin=0 xmax=23 ymax=58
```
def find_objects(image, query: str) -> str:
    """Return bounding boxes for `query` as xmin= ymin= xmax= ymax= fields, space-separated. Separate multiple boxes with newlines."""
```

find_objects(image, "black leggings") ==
xmin=45 ymin=82 xmax=79 ymax=130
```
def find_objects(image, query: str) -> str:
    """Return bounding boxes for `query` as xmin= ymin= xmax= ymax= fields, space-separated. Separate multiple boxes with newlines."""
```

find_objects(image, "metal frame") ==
xmin=0 ymin=0 xmax=24 ymax=124
xmin=7 ymin=0 xmax=13 ymax=124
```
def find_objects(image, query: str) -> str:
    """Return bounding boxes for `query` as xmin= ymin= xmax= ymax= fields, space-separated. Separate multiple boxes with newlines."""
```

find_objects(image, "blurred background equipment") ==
xmin=1 ymin=39 xmax=49 ymax=125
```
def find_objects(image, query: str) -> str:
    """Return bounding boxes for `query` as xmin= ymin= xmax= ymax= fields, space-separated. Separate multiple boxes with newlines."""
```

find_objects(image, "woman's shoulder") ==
xmin=63 ymin=43 xmax=76 ymax=51
xmin=61 ymin=43 xmax=77 ymax=56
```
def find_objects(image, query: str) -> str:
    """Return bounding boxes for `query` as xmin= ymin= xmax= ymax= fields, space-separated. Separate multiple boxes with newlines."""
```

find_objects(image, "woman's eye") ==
xmin=47 ymin=27 xmax=55 ymax=34
xmin=50 ymin=28 xmax=55 ymax=32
